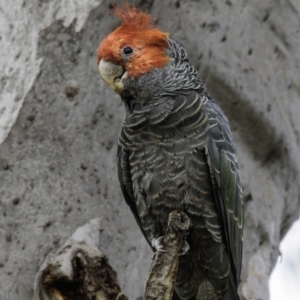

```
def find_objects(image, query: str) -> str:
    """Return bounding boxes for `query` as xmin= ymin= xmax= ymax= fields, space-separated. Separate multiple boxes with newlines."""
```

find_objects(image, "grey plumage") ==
xmin=117 ymin=39 xmax=243 ymax=300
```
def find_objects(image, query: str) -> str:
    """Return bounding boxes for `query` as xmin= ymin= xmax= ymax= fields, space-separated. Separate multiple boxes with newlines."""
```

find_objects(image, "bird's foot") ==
xmin=151 ymin=236 xmax=167 ymax=253
xmin=168 ymin=210 xmax=190 ymax=232
xmin=178 ymin=240 xmax=190 ymax=256
xmin=167 ymin=210 xmax=191 ymax=256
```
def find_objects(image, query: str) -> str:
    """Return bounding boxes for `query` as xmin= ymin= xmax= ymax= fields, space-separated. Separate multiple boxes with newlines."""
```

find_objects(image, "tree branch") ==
xmin=33 ymin=211 xmax=190 ymax=300
xmin=144 ymin=210 xmax=190 ymax=300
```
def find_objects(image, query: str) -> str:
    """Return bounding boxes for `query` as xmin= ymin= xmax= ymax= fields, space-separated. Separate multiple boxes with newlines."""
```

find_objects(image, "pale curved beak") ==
xmin=98 ymin=59 xmax=127 ymax=93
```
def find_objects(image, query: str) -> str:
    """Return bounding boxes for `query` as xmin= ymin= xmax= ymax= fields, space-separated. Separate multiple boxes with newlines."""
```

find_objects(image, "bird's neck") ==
xmin=120 ymin=39 xmax=205 ymax=114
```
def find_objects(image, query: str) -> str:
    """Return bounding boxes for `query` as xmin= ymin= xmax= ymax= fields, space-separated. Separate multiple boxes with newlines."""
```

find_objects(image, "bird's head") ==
xmin=97 ymin=4 xmax=170 ymax=94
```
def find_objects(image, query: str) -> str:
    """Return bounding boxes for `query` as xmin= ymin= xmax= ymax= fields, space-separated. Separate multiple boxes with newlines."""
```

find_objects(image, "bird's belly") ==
xmin=130 ymin=145 xmax=222 ymax=245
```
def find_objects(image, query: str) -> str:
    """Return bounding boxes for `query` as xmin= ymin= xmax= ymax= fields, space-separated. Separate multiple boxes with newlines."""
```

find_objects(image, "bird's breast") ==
xmin=119 ymin=95 xmax=223 ymax=243
xmin=129 ymin=142 xmax=222 ymax=243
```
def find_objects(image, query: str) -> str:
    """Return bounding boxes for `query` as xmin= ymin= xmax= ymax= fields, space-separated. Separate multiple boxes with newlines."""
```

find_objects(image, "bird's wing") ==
xmin=117 ymin=145 xmax=154 ymax=250
xmin=203 ymin=99 xmax=243 ymax=286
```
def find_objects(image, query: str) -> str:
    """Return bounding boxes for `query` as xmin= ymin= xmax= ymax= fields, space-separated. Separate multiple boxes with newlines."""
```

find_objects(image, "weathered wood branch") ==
xmin=33 ymin=211 xmax=190 ymax=300
xmin=144 ymin=210 xmax=190 ymax=300
xmin=33 ymin=218 xmax=121 ymax=300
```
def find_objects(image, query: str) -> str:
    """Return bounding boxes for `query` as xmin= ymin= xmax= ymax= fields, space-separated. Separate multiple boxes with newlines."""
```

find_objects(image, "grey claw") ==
xmin=178 ymin=240 xmax=190 ymax=256
xmin=152 ymin=236 xmax=167 ymax=253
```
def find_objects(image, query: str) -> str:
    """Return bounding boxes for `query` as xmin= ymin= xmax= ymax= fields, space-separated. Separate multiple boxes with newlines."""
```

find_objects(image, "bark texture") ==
xmin=0 ymin=0 xmax=299 ymax=299
xmin=33 ymin=218 xmax=121 ymax=300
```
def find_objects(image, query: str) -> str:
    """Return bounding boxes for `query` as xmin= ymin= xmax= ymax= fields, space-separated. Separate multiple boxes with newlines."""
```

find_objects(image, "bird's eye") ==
xmin=123 ymin=46 xmax=133 ymax=55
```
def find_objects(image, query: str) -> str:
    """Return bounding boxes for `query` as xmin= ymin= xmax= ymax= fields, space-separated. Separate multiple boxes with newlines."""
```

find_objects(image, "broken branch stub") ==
xmin=33 ymin=218 xmax=121 ymax=300
xmin=38 ymin=247 xmax=121 ymax=300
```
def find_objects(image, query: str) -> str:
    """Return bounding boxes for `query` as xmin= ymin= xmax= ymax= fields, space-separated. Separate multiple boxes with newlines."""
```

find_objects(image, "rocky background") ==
xmin=0 ymin=0 xmax=299 ymax=299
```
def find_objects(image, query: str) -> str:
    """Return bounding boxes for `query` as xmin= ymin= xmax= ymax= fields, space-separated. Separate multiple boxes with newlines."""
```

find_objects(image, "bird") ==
xmin=97 ymin=4 xmax=243 ymax=300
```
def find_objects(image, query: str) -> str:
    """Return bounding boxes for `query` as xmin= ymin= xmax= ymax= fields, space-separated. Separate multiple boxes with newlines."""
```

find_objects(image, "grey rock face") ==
xmin=0 ymin=0 xmax=299 ymax=299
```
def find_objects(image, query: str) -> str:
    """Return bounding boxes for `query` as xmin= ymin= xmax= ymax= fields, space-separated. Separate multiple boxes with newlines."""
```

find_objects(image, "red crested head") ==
xmin=97 ymin=3 xmax=170 ymax=78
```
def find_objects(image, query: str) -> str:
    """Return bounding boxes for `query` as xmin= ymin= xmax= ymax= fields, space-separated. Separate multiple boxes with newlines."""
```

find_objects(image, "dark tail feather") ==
xmin=173 ymin=273 xmax=240 ymax=300
xmin=222 ymin=272 xmax=241 ymax=300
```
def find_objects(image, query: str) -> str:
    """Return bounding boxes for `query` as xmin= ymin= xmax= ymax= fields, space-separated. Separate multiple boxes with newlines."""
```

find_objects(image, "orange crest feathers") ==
xmin=97 ymin=3 xmax=170 ymax=77
xmin=113 ymin=3 xmax=156 ymax=30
